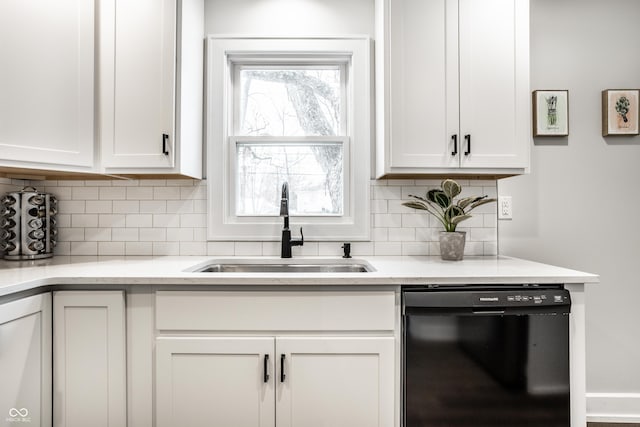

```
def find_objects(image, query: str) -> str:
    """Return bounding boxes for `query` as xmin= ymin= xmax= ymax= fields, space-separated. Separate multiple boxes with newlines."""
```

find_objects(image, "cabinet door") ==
xmin=458 ymin=0 xmax=529 ymax=168
xmin=156 ymin=337 xmax=275 ymax=427
xmin=53 ymin=291 xmax=126 ymax=427
xmin=0 ymin=0 xmax=95 ymax=170
xmin=101 ymin=0 xmax=176 ymax=170
xmin=276 ymin=337 xmax=395 ymax=427
xmin=0 ymin=293 xmax=52 ymax=427
xmin=387 ymin=0 xmax=459 ymax=169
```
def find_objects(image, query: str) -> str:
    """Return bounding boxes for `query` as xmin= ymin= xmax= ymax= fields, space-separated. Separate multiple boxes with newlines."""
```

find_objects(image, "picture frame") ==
xmin=532 ymin=90 xmax=569 ymax=137
xmin=602 ymin=89 xmax=639 ymax=136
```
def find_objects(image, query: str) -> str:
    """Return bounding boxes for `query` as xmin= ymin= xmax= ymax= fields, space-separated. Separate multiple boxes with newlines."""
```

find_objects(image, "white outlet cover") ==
xmin=498 ymin=196 xmax=513 ymax=220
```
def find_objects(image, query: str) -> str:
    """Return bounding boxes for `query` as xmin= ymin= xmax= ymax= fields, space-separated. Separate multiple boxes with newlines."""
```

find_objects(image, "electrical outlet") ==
xmin=498 ymin=196 xmax=512 ymax=220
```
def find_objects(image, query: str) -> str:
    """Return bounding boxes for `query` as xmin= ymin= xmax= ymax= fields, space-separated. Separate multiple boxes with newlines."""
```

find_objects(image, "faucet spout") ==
xmin=279 ymin=182 xmax=303 ymax=258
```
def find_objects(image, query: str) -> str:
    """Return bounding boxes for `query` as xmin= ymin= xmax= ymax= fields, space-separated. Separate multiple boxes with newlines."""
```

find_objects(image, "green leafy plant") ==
xmin=402 ymin=179 xmax=496 ymax=232
xmin=616 ymin=96 xmax=630 ymax=122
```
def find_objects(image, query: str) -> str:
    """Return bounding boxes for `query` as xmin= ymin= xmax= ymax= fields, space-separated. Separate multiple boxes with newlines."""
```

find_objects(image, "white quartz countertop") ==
xmin=0 ymin=255 xmax=599 ymax=298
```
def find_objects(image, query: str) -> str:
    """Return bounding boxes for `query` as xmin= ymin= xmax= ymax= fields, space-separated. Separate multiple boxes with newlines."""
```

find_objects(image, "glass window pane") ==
xmin=236 ymin=143 xmax=343 ymax=216
xmin=238 ymin=68 xmax=342 ymax=136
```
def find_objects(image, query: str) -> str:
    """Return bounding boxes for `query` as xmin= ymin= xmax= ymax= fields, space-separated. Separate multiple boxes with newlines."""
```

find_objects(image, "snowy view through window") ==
xmin=235 ymin=67 xmax=344 ymax=216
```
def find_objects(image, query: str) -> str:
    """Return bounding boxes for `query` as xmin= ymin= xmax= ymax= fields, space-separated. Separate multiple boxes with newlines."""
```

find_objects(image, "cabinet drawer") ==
xmin=155 ymin=291 xmax=396 ymax=331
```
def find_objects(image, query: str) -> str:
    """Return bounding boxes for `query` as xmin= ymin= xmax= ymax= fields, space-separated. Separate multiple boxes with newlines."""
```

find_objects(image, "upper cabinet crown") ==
xmin=0 ymin=0 xmax=204 ymax=179
xmin=375 ymin=0 xmax=530 ymax=178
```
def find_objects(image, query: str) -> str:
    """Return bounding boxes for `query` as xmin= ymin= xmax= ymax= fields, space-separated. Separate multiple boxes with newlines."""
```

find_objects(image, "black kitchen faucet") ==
xmin=280 ymin=182 xmax=304 ymax=258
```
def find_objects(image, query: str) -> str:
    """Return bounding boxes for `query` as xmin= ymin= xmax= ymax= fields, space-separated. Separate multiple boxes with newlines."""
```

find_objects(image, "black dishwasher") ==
xmin=402 ymin=285 xmax=570 ymax=427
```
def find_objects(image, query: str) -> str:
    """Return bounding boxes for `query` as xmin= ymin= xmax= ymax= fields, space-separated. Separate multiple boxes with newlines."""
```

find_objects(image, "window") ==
xmin=207 ymin=37 xmax=370 ymax=241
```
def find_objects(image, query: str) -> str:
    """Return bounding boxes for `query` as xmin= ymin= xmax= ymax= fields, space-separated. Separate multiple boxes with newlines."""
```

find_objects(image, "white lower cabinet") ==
xmin=53 ymin=291 xmax=126 ymax=427
xmin=276 ymin=337 xmax=394 ymax=427
xmin=154 ymin=290 xmax=398 ymax=427
xmin=156 ymin=336 xmax=394 ymax=427
xmin=0 ymin=293 xmax=52 ymax=427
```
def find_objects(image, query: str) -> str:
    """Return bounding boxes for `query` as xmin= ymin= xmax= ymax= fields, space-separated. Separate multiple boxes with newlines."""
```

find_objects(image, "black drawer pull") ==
xmin=162 ymin=134 xmax=169 ymax=155
xmin=451 ymin=134 xmax=458 ymax=156
xmin=263 ymin=354 xmax=269 ymax=383
xmin=464 ymin=134 xmax=471 ymax=155
xmin=280 ymin=354 xmax=286 ymax=382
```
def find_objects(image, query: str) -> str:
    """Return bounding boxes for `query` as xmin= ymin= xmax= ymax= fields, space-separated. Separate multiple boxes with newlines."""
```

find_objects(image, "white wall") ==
xmin=498 ymin=0 xmax=640 ymax=421
xmin=205 ymin=0 xmax=374 ymax=36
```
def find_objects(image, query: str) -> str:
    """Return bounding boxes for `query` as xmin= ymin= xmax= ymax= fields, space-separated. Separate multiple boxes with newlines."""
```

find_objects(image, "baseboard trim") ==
xmin=587 ymin=393 xmax=640 ymax=423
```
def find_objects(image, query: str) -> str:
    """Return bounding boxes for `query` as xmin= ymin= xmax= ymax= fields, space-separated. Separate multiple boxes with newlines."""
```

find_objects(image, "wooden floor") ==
xmin=588 ymin=424 xmax=640 ymax=427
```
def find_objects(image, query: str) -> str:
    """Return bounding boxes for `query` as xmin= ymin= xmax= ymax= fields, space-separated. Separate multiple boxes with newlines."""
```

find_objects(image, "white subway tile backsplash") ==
xmin=112 ymin=228 xmax=139 ymax=241
xmin=125 ymin=242 xmax=152 ymax=256
xmin=180 ymin=214 xmax=206 ymax=228
xmin=167 ymin=228 xmax=194 ymax=242
xmin=71 ymin=214 xmax=98 ymax=228
xmin=402 ymin=242 xmax=429 ymax=256
xmin=154 ymin=186 xmax=181 ymax=200
xmin=84 ymin=228 xmax=112 ymax=242
xmin=98 ymin=242 xmax=124 ymax=256
xmin=71 ymin=241 xmax=98 ymax=256
xmin=374 ymin=213 xmax=402 ymax=228
xmin=72 ymin=187 xmax=99 ymax=200
xmin=113 ymin=201 xmax=140 ymax=214
xmin=388 ymin=228 xmax=415 ymax=242
xmin=153 ymin=214 xmax=180 ymax=228
xmin=99 ymin=214 xmax=126 ymax=228
xmin=58 ymin=228 xmax=85 ymax=242
xmin=167 ymin=200 xmax=194 ymax=214
xmin=373 ymin=185 xmax=401 ymax=200
xmin=41 ymin=178 xmax=497 ymax=257
xmin=139 ymin=228 xmax=167 ymax=241
xmin=56 ymin=214 xmax=71 ymax=228
xmin=99 ymin=187 xmax=126 ymax=200
xmin=207 ymin=242 xmax=235 ymax=256
xmin=234 ymin=241 xmax=262 ymax=256
xmin=85 ymin=200 xmax=113 ymax=214
xmin=153 ymin=242 xmax=180 ymax=256
xmin=59 ymin=201 xmax=85 ymax=214
xmin=126 ymin=214 xmax=152 ymax=228
xmin=127 ymin=187 xmax=154 ymax=200
xmin=140 ymin=201 xmax=167 ymax=214
xmin=374 ymin=242 xmax=402 ymax=256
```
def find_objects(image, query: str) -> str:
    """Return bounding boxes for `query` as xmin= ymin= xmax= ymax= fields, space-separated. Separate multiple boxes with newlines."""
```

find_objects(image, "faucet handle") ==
xmin=291 ymin=227 xmax=304 ymax=247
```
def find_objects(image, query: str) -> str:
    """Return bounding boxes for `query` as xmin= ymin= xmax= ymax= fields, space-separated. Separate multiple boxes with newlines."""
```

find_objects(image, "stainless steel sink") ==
xmin=193 ymin=261 xmax=373 ymax=273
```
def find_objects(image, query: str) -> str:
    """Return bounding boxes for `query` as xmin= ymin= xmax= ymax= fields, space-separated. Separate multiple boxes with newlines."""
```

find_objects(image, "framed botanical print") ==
xmin=602 ymin=89 xmax=639 ymax=136
xmin=533 ymin=90 xmax=569 ymax=137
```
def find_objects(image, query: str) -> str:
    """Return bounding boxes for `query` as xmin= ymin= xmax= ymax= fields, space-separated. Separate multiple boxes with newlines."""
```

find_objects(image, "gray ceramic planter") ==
xmin=439 ymin=231 xmax=466 ymax=261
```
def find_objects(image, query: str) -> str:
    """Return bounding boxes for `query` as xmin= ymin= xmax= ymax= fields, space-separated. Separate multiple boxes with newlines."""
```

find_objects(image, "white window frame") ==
xmin=206 ymin=36 xmax=371 ymax=241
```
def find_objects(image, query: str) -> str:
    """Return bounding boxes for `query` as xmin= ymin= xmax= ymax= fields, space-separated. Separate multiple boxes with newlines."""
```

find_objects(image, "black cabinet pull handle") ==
xmin=162 ymin=134 xmax=169 ymax=155
xmin=451 ymin=134 xmax=458 ymax=156
xmin=280 ymin=354 xmax=286 ymax=382
xmin=263 ymin=354 xmax=269 ymax=383
xmin=464 ymin=134 xmax=471 ymax=156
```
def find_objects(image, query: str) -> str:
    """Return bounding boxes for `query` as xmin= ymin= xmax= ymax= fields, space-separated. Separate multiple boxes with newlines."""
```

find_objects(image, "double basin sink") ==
xmin=191 ymin=259 xmax=374 ymax=273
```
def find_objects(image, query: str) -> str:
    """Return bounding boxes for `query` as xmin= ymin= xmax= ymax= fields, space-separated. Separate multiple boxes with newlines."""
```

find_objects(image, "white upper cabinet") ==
xmin=376 ymin=0 xmax=530 ymax=177
xmin=100 ymin=0 xmax=204 ymax=178
xmin=0 ymin=0 xmax=96 ymax=172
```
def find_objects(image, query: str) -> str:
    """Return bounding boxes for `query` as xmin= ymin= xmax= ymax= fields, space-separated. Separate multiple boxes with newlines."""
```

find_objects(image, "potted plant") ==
xmin=402 ymin=179 xmax=496 ymax=261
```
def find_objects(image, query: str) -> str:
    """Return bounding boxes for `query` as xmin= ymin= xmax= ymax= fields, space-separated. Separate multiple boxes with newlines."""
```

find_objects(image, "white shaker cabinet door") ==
xmin=458 ymin=0 xmax=529 ymax=169
xmin=101 ymin=0 xmax=176 ymax=170
xmin=0 ymin=0 xmax=95 ymax=170
xmin=53 ymin=291 xmax=126 ymax=427
xmin=156 ymin=337 xmax=276 ymax=427
xmin=387 ymin=0 xmax=459 ymax=169
xmin=276 ymin=337 xmax=395 ymax=427
xmin=0 ymin=293 xmax=52 ymax=427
